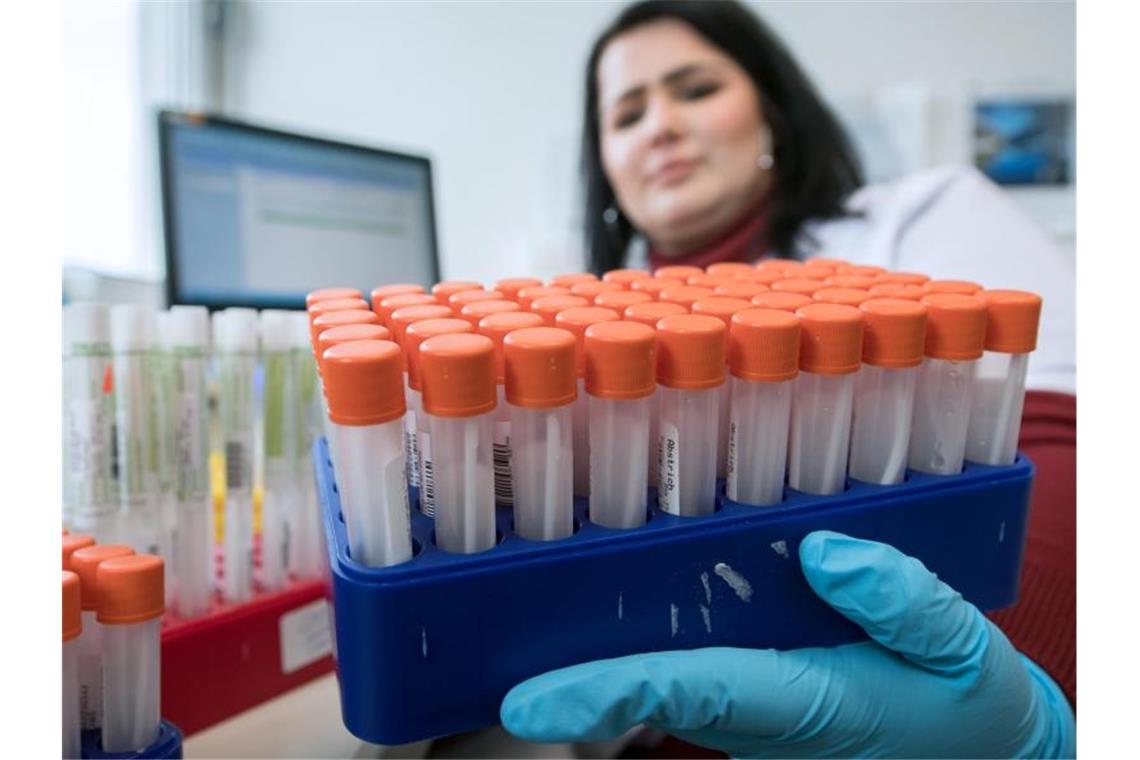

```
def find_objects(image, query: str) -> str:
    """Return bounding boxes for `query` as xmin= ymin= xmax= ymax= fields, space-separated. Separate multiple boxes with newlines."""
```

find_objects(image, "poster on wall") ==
xmin=973 ymin=98 xmax=1073 ymax=186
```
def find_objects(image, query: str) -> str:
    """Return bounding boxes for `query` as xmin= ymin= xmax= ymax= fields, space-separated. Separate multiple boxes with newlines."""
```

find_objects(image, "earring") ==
xmin=758 ymin=152 xmax=775 ymax=171
xmin=603 ymin=205 xmax=620 ymax=226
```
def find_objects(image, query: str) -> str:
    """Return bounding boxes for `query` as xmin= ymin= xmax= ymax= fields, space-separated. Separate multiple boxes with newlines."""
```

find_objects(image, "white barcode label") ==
xmin=279 ymin=598 xmax=333 ymax=674
xmin=726 ymin=418 xmax=739 ymax=501
xmin=419 ymin=431 xmax=435 ymax=517
xmin=404 ymin=410 xmax=421 ymax=488
xmin=493 ymin=420 xmax=513 ymax=505
xmin=658 ymin=423 xmax=680 ymax=515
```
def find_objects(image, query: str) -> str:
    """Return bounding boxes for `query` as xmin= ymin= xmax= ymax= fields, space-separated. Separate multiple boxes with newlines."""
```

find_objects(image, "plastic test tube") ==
xmin=63 ymin=533 xmax=95 ymax=569
xmin=166 ymin=306 xmax=213 ymax=617
xmin=289 ymin=311 xmax=325 ymax=580
xmin=376 ymin=293 xmax=436 ymax=329
xmin=550 ymin=272 xmax=598 ymax=288
xmin=389 ymin=303 xmax=454 ymax=510
xmin=322 ymin=340 xmax=413 ymax=566
xmin=530 ymin=295 xmax=590 ymax=326
xmin=965 ymin=290 xmax=1042 ymax=466
xmin=692 ymin=297 xmax=753 ymax=478
xmin=216 ymin=308 xmax=258 ymax=602
xmin=788 ymin=304 xmax=865 ymax=495
xmin=478 ymin=311 xmax=546 ymax=509
xmin=110 ymin=304 xmax=160 ymax=554
xmin=258 ymin=310 xmax=296 ymax=591
xmin=623 ymin=301 xmax=687 ymax=489
xmin=405 ymin=318 xmax=476 ymax=516
xmin=570 ymin=280 xmax=624 ymax=300
xmin=459 ymin=299 xmax=520 ymax=329
xmin=517 ymin=286 xmax=570 ymax=311
xmin=657 ymin=285 xmax=714 ymax=310
xmin=751 ymin=291 xmax=813 ymax=312
xmin=504 ymin=327 xmax=577 ymax=540
xmin=654 ymin=265 xmax=704 ymax=281
xmin=601 ymin=268 xmax=652 ymax=289
xmin=449 ymin=289 xmax=505 ymax=310
xmin=63 ymin=304 xmax=117 ymax=538
xmin=419 ymin=334 xmax=499 ymax=553
xmin=98 ymin=554 xmax=164 ymax=753
xmin=370 ymin=283 xmax=425 ymax=314
xmin=725 ymin=309 xmax=800 ymax=506
xmin=70 ymin=543 xmax=135 ymax=733
xmin=495 ymin=277 xmax=544 ymax=302
xmin=432 ymin=281 xmax=483 ymax=304
xmin=908 ymin=293 xmax=988 ymax=475
xmin=555 ymin=306 xmax=621 ymax=498
xmin=654 ymin=315 xmax=726 ymax=516
xmin=848 ymin=299 xmax=928 ymax=485
xmin=151 ymin=313 xmax=179 ymax=607
xmin=585 ymin=321 xmax=656 ymax=528
xmin=307 ymin=287 xmax=363 ymax=309
xmin=63 ymin=571 xmax=82 ymax=759
xmin=594 ymin=290 xmax=653 ymax=311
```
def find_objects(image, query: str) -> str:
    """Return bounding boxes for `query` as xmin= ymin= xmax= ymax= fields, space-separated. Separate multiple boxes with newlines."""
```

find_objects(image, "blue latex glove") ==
xmin=501 ymin=531 xmax=1075 ymax=758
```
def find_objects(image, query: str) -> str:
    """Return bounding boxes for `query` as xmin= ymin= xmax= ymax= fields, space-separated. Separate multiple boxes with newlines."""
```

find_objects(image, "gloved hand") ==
xmin=501 ymin=530 xmax=1075 ymax=758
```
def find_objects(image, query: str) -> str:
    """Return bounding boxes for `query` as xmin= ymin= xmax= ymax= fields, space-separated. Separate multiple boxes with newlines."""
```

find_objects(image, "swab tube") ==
xmin=405 ymin=318 xmax=476 ymax=516
xmin=494 ymin=277 xmax=543 ymax=302
xmin=306 ymin=288 xmax=363 ymax=309
xmin=110 ymin=305 xmax=160 ymax=554
xmin=63 ymin=304 xmax=117 ymax=539
xmin=504 ymin=327 xmax=577 ymax=540
xmin=585 ymin=321 xmax=656 ymax=528
xmin=725 ymin=309 xmax=800 ymax=506
xmin=654 ymin=314 xmax=726 ymax=516
xmin=750 ymin=291 xmax=813 ymax=312
xmin=63 ymin=571 xmax=82 ymax=760
xmin=322 ymin=340 xmax=413 ymax=567
xmin=459 ymin=299 xmax=520 ymax=329
xmin=657 ymin=285 xmax=714 ymax=311
xmin=517 ymin=285 xmax=571 ymax=311
xmin=431 ymin=280 xmax=483 ymax=305
xmin=692 ymin=297 xmax=753 ymax=478
xmin=98 ymin=554 xmax=164 ymax=753
xmin=215 ymin=308 xmax=258 ymax=602
xmin=419 ymin=334 xmax=498 ymax=553
xmin=258 ymin=310 xmax=296 ymax=591
xmin=151 ymin=313 xmax=178 ymax=607
xmin=530 ymin=295 xmax=590 ymax=326
xmin=376 ymin=293 xmax=436 ymax=329
xmin=555 ymin=307 xmax=621 ymax=499
xmin=594 ymin=290 xmax=652 ymax=311
xmin=63 ymin=533 xmax=95 ymax=570
xmin=788 ymin=304 xmax=865 ymax=495
xmin=479 ymin=311 xmax=545 ymax=509
xmin=70 ymin=544 xmax=135 ymax=733
xmin=289 ymin=311 xmax=324 ymax=580
xmin=550 ymin=272 xmax=598 ymax=288
xmin=369 ymin=283 xmax=425 ymax=314
xmin=167 ymin=306 xmax=213 ymax=617
xmin=848 ymin=298 xmax=928 ymax=485
xmin=601 ymin=268 xmax=652 ymax=289
xmin=966 ymin=290 xmax=1042 ymax=466
xmin=908 ymin=294 xmax=988 ymax=475
xmin=623 ymin=301 xmax=687 ymax=489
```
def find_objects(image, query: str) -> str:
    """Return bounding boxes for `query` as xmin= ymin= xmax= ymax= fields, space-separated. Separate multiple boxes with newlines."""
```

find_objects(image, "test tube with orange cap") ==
xmin=550 ymin=272 xmax=599 ymax=288
xmin=517 ymin=285 xmax=571 ymax=310
xmin=419 ymin=334 xmax=499 ymax=553
xmin=658 ymin=285 xmax=714 ymax=310
xmin=98 ymin=554 xmax=164 ymax=753
xmin=449 ymin=289 xmax=506 ymax=310
xmin=376 ymin=292 xmax=436 ymax=328
xmin=602 ymin=268 xmax=652 ymax=288
xmin=965 ymin=290 xmax=1043 ymax=465
xmin=495 ymin=277 xmax=543 ymax=302
xmin=623 ymin=301 xmax=687 ymax=489
xmin=848 ymin=299 xmax=928 ymax=485
xmin=654 ymin=264 xmax=704 ymax=281
xmin=726 ymin=309 xmax=800 ymax=506
xmin=594 ymin=290 xmax=652 ymax=311
xmin=570 ymin=280 xmax=623 ymax=300
xmin=585 ymin=321 xmax=657 ymax=528
xmin=908 ymin=293 xmax=988 ymax=475
xmin=654 ymin=314 xmax=726 ymax=516
xmin=215 ymin=308 xmax=258 ymax=602
xmin=70 ymin=544 xmax=135 ymax=732
xmin=63 ymin=571 xmax=82 ymax=760
xmin=431 ymin=280 xmax=483 ymax=304
xmin=503 ymin=327 xmax=577 ymax=540
xmin=788 ymin=304 xmax=864 ymax=495
xmin=478 ymin=311 xmax=545 ymax=508
xmin=555 ymin=307 xmax=621 ymax=498
xmin=692 ymin=297 xmax=753 ymax=477
xmin=405 ymin=318 xmax=476 ymax=515
xmin=370 ymin=283 xmax=425 ymax=313
xmin=459 ymin=299 xmax=520 ymax=328
xmin=322 ymin=340 xmax=412 ymax=566
xmin=307 ymin=287 xmax=363 ymax=309
xmin=531 ymin=295 xmax=590 ymax=325
xmin=63 ymin=303 xmax=116 ymax=538
xmin=167 ymin=305 xmax=213 ymax=618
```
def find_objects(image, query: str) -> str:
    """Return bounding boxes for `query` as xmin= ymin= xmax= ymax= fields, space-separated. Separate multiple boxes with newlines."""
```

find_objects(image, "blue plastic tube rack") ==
xmin=80 ymin=720 xmax=182 ymax=759
xmin=315 ymin=437 xmax=1033 ymax=745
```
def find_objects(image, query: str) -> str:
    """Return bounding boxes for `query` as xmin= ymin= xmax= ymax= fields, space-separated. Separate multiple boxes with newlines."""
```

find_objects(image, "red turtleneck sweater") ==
xmin=645 ymin=217 xmax=1078 ymax=713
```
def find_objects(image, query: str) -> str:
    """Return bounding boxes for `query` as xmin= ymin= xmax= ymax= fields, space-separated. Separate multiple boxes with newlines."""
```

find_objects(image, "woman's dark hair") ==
xmin=582 ymin=0 xmax=863 ymax=272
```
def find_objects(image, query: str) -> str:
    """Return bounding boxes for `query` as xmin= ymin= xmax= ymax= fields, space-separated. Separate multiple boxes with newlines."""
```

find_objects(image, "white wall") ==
xmin=221 ymin=0 xmax=1075 ymax=283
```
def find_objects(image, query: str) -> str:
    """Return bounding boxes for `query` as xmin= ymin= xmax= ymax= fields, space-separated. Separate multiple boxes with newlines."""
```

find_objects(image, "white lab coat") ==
xmin=630 ymin=164 xmax=1076 ymax=395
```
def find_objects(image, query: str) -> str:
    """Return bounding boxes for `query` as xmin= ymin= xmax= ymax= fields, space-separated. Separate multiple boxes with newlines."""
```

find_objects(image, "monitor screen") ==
xmin=159 ymin=111 xmax=440 ymax=310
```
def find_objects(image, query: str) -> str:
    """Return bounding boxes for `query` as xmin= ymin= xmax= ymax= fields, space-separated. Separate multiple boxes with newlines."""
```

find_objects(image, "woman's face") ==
xmin=596 ymin=19 xmax=773 ymax=255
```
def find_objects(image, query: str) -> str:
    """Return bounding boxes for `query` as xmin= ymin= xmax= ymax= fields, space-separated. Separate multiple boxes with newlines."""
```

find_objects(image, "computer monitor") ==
xmin=159 ymin=111 xmax=440 ymax=310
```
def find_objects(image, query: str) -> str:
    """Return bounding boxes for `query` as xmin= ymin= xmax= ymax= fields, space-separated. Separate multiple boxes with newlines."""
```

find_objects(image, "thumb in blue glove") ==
xmin=501 ymin=530 xmax=1075 ymax=758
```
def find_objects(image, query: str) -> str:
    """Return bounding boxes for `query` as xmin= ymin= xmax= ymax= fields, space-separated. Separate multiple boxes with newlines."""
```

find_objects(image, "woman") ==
xmin=501 ymin=2 xmax=1076 ymax=757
